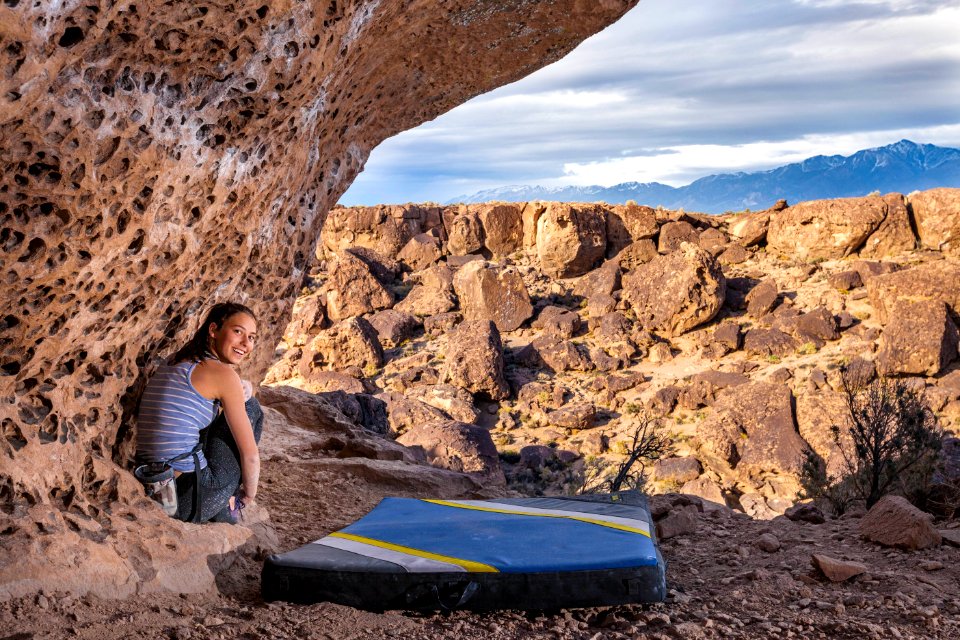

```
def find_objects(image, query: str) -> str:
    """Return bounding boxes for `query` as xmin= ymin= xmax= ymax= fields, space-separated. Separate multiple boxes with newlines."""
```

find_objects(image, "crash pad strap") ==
xmin=324 ymin=531 xmax=499 ymax=573
xmin=423 ymin=499 xmax=652 ymax=537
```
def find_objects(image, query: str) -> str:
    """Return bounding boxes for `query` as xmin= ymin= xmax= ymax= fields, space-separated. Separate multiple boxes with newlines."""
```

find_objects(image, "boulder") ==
xmin=828 ymin=270 xmax=862 ymax=291
xmin=396 ymin=233 xmax=442 ymax=271
xmin=794 ymin=306 xmax=839 ymax=345
xmin=424 ymin=312 xmax=462 ymax=337
xmin=298 ymin=370 xmax=367 ymax=395
xmin=299 ymin=317 xmax=384 ymax=374
xmin=377 ymin=391 xmax=450 ymax=436
xmin=796 ymin=390 xmax=854 ymax=477
xmin=712 ymin=321 xmax=742 ymax=352
xmin=655 ymin=504 xmax=699 ymax=540
xmin=811 ymin=554 xmax=868 ymax=582
xmin=447 ymin=211 xmax=485 ymax=256
xmin=395 ymin=284 xmax=457 ymax=317
xmin=743 ymin=327 xmax=799 ymax=358
xmin=697 ymin=382 xmax=808 ymax=480
xmin=572 ymin=262 xmax=622 ymax=298
xmin=536 ymin=202 xmax=608 ymax=278
xmin=718 ymin=242 xmax=749 ymax=265
xmin=283 ymin=291 xmax=327 ymax=346
xmin=367 ymin=309 xmax=422 ymax=348
xmin=344 ymin=246 xmax=403 ymax=285
xmin=440 ymin=319 xmax=509 ymax=400
xmin=324 ymin=251 xmax=395 ymax=321
xmin=698 ymin=227 xmax=729 ymax=256
xmin=532 ymin=305 xmax=582 ymax=339
xmin=321 ymin=205 xmax=422 ymax=259
xmin=908 ymin=187 xmax=960 ymax=255
xmin=610 ymin=239 xmax=659 ymax=272
xmin=546 ymin=403 xmax=596 ymax=430
xmin=859 ymin=495 xmax=942 ymax=549
xmin=658 ymin=221 xmax=700 ymax=254
xmin=452 ymin=260 xmax=533 ymax=332
xmin=876 ymin=299 xmax=959 ymax=376
xmin=648 ymin=385 xmax=680 ymax=416
xmin=417 ymin=263 xmax=456 ymax=290
xmin=519 ymin=445 xmax=557 ymax=469
xmin=768 ymin=196 xmax=888 ymax=260
xmin=866 ymin=260 xmax=960 ymax=324
xmin=621 ymin=243 xmax=726 ymax=337
xmin=478 ymin=203 xmax=524 ymax=257
xmin=519 ymin=334 xmax=593 ymax=373
xmin=727 ymin=205 xmax=780 ymax=247
xmin=606 ymin=203 xmax=658 ymax=255
xmin=859 ymin=193 xmax=916 ymax=258
xmin=784 ymin=503 xmax=826 ymax=524
xmin=652 ymin=457 xmax=703 ymax=484
xmin=680 ymin=477 xmax=726 ymax=509
xmin=397 ymin=420 xmax=504 ymax=483
xmin=406 ymin=384 xmax=481 ymax=424
xmin=745 ymin=280 xmax=778 ymax=318
xmin=521 ymin=201 xmax=548 ymax=249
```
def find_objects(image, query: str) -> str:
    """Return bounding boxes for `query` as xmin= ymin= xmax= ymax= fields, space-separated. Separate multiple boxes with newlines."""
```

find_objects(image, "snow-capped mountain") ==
xmin=447 ymin=140 xmax=960 ymax=213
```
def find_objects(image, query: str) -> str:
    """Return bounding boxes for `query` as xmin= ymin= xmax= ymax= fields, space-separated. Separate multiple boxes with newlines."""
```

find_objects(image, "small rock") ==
xmin=756 ymin=533 xmax=781 ymax=553
xmin=811 ymin=554 xmax=868 ymax=582
xmin=919 ymin=560 xmax=944 ymax=571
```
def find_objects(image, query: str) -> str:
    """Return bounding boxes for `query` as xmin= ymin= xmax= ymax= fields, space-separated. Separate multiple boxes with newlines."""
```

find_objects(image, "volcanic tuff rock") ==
xmin=0 ymin=0 xmax=637 ymax=597
xmin=325 ymin=251 xmax=396 ymax=321
xmin=440 ymin=319 xmax=509 ymax=400
xmin=622 ymin=243 xmax=726 ymax=337
xmin=909 ymin=187 xmax=960 ymax=255
xmin=537 ymin=202 xmax=608 ymax=278
xmin=865 ymin=260 xmax=960 ymax=323
xmin=452 ymin=260 xmax=533 ymax=332
xmin=876 ymin=299 xmax=959 ymax=376
xmin=767 ymin=195 xmax=890 ymax=260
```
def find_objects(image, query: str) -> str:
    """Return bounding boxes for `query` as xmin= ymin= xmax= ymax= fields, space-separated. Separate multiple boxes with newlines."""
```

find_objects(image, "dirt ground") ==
xmin=2 ymin=410 xmax=958 ymax=640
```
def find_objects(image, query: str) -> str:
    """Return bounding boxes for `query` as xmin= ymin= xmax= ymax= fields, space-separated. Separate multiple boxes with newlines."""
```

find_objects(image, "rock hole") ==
xmin=18 ymin=237 xmax=45 ymax=262
xmin=58 ymin=26 xmax=85 ymax=48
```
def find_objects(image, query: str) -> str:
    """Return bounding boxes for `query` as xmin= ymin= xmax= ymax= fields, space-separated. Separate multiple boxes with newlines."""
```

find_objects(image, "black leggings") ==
xmin=174 ymin=397 xmax=264 ymax=523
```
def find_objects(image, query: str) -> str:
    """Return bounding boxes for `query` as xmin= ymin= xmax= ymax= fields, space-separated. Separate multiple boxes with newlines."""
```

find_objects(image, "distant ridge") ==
xmin=447 ymin=140 xmax=960 ymax=213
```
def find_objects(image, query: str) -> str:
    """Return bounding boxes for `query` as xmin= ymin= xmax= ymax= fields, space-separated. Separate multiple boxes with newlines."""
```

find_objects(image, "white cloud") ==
xmin=341 ymin=0 xmax=960 ymax=205
xmin=556 ymin=124 xmax=960 ymax=187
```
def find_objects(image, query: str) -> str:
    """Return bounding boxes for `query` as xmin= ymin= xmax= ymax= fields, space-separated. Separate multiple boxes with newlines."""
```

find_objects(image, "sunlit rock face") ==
xmin=0 ymin=0 xmax=638 ymax=596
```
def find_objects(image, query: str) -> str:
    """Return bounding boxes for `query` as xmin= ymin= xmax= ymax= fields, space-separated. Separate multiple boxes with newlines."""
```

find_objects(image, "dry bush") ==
xmin=801 ymin=372 xmax=943 ymax=513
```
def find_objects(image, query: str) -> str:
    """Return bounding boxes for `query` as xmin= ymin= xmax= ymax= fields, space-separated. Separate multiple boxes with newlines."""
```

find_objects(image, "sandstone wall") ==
xmin=0 ymin=0 xmax=638 ymax=595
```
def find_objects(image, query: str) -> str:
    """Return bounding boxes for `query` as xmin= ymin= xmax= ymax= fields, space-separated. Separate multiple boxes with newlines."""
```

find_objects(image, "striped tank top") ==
xmin=137 ymin=358 xmax=218 ymax=472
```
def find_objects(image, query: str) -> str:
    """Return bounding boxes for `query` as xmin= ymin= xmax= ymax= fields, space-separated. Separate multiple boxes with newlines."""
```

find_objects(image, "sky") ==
xmin=341 ymin=0 xmax=960 ymax=205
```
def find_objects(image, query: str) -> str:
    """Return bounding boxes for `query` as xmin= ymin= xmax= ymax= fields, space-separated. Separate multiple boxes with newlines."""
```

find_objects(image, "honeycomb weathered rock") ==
xmin=0 ymin=0 xmax=639 ymax=598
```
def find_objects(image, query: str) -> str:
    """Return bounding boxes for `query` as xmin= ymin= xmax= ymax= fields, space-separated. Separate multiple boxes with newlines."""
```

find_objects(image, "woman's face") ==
xmin=208 ymin=312 xmax=258 ymax=365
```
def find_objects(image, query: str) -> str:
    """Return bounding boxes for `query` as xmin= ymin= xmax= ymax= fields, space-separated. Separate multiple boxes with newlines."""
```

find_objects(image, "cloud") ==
xmin=341 ymin=0 xmax=960 ymax=205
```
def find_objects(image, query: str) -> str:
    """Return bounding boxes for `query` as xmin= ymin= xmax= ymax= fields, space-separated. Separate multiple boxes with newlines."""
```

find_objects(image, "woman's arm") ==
xmin=215 ymin=365 xmax=260 ymax=502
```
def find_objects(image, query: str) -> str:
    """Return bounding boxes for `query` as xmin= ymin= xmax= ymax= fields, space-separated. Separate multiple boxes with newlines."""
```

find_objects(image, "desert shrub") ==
xmin=800 ymin=373 xmax=943 ymax=513
xmin=578 ymin=413 xmax=671 ymax=494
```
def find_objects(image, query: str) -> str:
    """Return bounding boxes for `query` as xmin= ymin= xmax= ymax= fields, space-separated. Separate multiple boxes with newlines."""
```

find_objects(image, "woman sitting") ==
xmin=136 ymin=302 xmax=263 ymax=523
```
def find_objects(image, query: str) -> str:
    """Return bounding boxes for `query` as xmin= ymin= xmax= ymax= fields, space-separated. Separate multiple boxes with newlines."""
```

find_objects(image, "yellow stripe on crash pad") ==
xmin=328 ymin=531 xmax=499 ymax=573
xmin=423 ymin=499 xmax=652 ymax=538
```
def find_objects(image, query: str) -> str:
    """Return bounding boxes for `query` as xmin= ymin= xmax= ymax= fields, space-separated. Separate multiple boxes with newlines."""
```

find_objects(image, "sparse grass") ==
xmin=766 ymin=354 xmax=781 ymax=364
xmin=854 ymin=311 xmax=871 ymax=321
xmin=623 ymin=402 xmax=643 ymax=415
xmin=797 ymin=342 xmax=818 ymax=355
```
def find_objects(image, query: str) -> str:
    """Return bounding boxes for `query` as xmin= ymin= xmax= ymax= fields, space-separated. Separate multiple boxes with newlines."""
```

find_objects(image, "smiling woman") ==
xmin=135 ymin=302 xmax=264 ymax=524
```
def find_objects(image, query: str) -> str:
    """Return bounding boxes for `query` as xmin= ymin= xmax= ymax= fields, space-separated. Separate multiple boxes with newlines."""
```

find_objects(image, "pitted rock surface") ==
xmin=0 ymin=0 xmax=637 ymax=596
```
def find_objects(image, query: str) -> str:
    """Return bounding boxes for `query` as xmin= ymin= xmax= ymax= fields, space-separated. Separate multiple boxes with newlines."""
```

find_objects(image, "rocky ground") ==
xmin=4 ymin=191 xmax=960 ymax=638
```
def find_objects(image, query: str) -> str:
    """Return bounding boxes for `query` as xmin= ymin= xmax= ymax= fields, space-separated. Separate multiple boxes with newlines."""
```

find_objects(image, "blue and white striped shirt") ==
xmin=137 ymin=359 xmax=218 ymax=472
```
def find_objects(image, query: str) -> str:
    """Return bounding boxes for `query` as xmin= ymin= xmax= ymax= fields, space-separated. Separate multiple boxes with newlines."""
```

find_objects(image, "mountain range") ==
xmin=446 ymin=140 xmax=960 ymax=213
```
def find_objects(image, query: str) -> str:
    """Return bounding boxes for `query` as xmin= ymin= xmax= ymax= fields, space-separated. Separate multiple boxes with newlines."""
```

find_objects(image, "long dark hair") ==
xmin=171 ymin=302 xmax=257 ymax=364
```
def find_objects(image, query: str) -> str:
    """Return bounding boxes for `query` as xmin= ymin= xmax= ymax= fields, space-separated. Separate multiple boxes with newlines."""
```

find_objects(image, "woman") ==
xmin=136 ymin=302 xmax=263 ymax=523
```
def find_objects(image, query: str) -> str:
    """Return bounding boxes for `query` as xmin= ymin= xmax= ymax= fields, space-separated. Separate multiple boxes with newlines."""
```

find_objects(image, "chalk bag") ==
xmin=134 ymin=463 xmax=178 ymax=517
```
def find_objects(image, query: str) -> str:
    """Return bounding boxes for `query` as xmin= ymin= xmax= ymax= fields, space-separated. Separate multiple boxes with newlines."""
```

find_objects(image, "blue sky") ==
xmin=341 ymin=0 xmax=960 ymax=205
